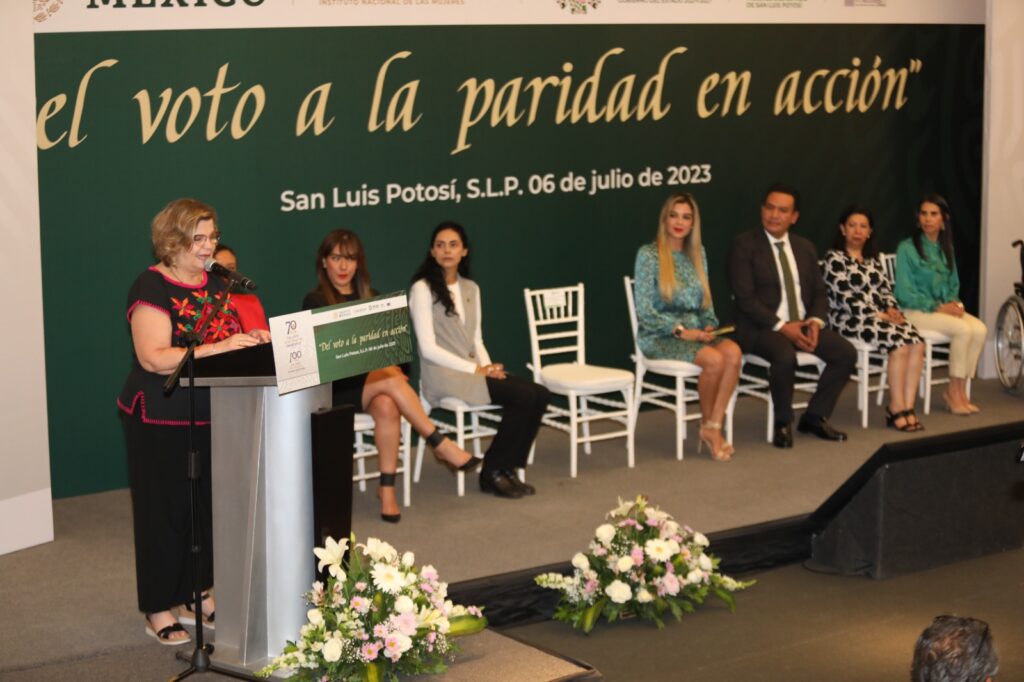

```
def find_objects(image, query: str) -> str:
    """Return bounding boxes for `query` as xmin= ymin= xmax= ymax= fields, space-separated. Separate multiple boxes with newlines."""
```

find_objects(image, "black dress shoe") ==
xmin=772 ymin=422 xmax=794 ymax=449
xmin=479 ymin=470 xmax=524 ymax=499
xmin=501 ymin=470 xmax=536 ymax=495
xmin=797 ymin=414 xmax=847 ymax=441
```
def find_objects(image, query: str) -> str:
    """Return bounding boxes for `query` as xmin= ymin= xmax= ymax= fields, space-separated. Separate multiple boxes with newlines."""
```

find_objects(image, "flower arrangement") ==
xmin=535 ymin=495 xmax=754 ymax=633
xmin=258 ymin=535 xmax=487 ymax=682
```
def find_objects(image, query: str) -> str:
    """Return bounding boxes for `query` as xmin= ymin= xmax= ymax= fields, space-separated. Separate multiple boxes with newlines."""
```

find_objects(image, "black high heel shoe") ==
xmin=425 ymin=429 xmax=480 ymax=472
xmin=377 ymin=473 xmax=401 ymax=524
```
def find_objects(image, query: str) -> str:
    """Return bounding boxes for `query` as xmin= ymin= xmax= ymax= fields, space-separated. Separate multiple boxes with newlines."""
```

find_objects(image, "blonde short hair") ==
xmin=151 ymin=198 xmax=218 ymax=265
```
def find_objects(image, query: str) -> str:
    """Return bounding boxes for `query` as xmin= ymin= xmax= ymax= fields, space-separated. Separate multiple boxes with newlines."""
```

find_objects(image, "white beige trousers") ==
xmin=904 ymin=310 xmax=988 ymax=379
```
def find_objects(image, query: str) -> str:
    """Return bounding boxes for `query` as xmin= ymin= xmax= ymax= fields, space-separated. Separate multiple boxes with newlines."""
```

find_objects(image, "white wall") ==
xmin=0 ymin=3 xmax=54 ymax=555
xmin=980 ymin=0 xmax=1024 ymax=379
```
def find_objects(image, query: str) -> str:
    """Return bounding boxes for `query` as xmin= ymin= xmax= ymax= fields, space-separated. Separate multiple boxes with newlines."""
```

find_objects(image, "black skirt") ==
xmin=122 ymin=410 xmax=213 ymax=614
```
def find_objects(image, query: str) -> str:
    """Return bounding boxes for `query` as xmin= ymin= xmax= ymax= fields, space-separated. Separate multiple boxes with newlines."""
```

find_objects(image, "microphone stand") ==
xmin=163 ymin=282 xmax=257 ymax=681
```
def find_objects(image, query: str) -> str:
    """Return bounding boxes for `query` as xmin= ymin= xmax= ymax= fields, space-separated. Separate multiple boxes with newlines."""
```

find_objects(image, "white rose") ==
xmin=595 ymin=524 xmax=617 ymax=547
xmin=307 ymin=609 xmax=324 ymax=627
xmin=616 ymin=556 xmax=635 ymax=573
xmin=636 ymin=588 xmax=653 ymax=603
xmin=686 ymin=569 xmax=704 ymax=585
xmin=322 ymin=637 xmax=342 ymax=663
xmin=692 ymin=532 xmax=710 ymax=547
xmin=402 ymin=551 xmax=416 ymax=567
xmin=604 ymin=579 xmax=632 ymax=604
xmin=698 ymin=553 xmax=713 ymax=571
xmin=394 ymin=595 xmax=415 ymax=614
xmin=572 ymin=552 xmax=590 ymax=570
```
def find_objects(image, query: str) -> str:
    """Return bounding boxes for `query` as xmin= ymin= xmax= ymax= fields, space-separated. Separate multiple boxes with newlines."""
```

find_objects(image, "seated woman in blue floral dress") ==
xmin=633 ymin=193 xmax=741 ymax=461
xmin=823 ymin=206 xmax=926 ymax=431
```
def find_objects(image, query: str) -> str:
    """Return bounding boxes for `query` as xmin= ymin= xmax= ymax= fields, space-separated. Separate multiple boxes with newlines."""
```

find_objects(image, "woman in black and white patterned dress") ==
xmin=823 ymin=206 xmax=926 ymax=431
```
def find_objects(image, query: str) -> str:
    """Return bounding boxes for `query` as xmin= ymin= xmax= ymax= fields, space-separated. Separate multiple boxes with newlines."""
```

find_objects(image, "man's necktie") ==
xmin=775 ymin=241 xmax=800 ymax=322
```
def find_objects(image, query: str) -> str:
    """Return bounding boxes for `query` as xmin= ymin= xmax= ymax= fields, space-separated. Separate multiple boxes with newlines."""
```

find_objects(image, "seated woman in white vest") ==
xmin=302 ymin=229 xmax=478 ymax=523
xmin=409 ymin=221 xmax=551 ymax=499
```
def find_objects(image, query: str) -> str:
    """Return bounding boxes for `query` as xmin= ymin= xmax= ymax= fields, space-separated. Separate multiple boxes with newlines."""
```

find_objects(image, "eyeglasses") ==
xmin=193 ymin=232 xmax=221 ymax=245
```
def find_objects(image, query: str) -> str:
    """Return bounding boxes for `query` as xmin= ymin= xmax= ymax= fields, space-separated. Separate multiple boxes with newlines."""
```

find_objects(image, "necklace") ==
xmin=169 ymin=263 xmax=201 ymax=285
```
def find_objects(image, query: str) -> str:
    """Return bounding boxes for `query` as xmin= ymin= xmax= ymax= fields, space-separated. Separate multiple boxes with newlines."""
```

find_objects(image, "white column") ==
xmin=979 ymin=0 xmax=1024 ymax=378
xmin=0 ymin=4 xmax=53 ymax=555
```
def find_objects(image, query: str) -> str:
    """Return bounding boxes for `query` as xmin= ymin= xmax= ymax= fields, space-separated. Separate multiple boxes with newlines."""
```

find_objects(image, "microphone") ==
xmin=204 ymin=258 xmax=257 ymax=291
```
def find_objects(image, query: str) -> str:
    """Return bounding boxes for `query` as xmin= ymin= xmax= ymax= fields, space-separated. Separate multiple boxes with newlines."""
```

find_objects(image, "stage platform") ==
xmin=352 ymin=377 xmax=1023 ymax=584
xmin=1 ymin=378 xmax=1021 ymax=680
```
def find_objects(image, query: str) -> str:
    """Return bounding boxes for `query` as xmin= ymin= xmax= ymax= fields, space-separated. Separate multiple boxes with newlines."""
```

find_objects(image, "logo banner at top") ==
xmin=33 ymin=0 xmax=983 ymax=33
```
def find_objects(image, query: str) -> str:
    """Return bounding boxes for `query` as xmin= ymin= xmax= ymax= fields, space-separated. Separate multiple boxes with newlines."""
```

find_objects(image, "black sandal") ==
xmin=425 ymin=429 xmax=479 ymax=472
xmin=902 ymin=409 xmax=924 ymax=432
xmin=885 ymin=408 xmax=914 ymax=432
xmin=378 ymin=473 xmax=401 ymax=524
xmin=179 ymin=592 xmax=215 ymax=630
xmin=145 ymin=614 xmax=192 ymax=646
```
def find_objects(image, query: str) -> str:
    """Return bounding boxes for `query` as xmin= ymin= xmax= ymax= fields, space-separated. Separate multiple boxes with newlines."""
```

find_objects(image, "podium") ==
xmin=189 ymin=344 xmax=354 ymax=675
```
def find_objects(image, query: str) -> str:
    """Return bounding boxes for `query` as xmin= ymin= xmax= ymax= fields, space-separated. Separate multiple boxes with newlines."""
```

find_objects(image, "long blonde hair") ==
xmin=655 ymin=193 xmax=711 ymax=308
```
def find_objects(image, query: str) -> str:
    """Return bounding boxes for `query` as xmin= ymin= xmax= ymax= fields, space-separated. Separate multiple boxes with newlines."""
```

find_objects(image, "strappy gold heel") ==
xmin=698 ymin=421 xmax=733 ymax=462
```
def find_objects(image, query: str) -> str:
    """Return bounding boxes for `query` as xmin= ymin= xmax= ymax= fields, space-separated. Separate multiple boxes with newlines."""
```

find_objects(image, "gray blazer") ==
xmin=418 ymin=278 xmax=491 ymax=406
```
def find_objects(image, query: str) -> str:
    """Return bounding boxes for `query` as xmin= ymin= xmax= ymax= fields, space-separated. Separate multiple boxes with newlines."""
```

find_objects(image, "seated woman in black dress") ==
xmin=302 ymin=230 xmax=476 ymax=522
xmin=823 ymin=206 xmax=926 ymax=431
xmin=409 ymin=221 xmax=551 ymax=498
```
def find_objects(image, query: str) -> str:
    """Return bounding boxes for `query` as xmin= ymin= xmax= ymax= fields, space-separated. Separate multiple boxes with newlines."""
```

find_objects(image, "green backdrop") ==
xmin=34 ymin=23 xmax=984 ymax=497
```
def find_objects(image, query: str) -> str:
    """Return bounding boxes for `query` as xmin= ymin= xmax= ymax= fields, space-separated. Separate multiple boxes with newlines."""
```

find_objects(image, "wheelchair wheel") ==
xmin=995 ymin=295 xmax=1024 ymax=392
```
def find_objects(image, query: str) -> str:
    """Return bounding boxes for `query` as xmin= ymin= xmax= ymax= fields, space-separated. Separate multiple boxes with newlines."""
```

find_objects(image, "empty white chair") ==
xmin=524 ymin=283 xmax=635 ymax=477
xmin=623 ymin=276 xmax=736 ymax=459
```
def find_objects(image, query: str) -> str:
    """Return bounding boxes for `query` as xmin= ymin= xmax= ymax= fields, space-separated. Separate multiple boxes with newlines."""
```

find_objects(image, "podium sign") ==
xmin=269 ymin=291 xmax=413 ymax=395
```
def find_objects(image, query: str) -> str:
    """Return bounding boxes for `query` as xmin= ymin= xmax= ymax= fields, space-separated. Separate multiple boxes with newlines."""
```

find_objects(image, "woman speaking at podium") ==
xmin=117 ymin=199 xmax=268 ymax=646
xmin=302 ymin=229 xmax=477 ymax=523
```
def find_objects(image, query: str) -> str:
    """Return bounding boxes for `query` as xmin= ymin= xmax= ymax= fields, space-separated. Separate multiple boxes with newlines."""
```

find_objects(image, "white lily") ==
xmin=313 ymin=536 xmax=349 ymax=579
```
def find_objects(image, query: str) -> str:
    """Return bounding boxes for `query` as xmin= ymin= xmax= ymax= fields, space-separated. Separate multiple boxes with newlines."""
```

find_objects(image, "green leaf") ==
xmin=448 ymin=615 xmax=488 ymax=637
xmin=581 ymin=598 xmax=607 ymax=634
xmin=713 ymin=586 xmax=737 ymax=612
xmin=363 ymin=660 xmax=382 ymax=682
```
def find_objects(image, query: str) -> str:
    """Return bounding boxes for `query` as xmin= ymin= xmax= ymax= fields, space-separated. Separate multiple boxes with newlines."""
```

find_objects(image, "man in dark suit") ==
xmin=727 ymin=183 xmax=857 ymax=448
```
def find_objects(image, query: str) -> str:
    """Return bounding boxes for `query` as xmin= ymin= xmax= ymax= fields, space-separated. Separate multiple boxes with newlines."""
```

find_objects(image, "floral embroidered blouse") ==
xmin=117 ymin=266 xmax=242 ymax=425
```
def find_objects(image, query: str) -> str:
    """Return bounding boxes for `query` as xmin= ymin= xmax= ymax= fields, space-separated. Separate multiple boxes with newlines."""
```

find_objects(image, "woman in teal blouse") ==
xmin=633 ymin=193 xmax=741 ymax=460
xmin=894 ymin=194 xmax=987 ymax=414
